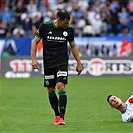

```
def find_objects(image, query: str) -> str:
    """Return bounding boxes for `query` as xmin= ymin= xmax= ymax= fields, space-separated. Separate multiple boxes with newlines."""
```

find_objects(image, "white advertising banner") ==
xmin=0 ymin=57 xmax=133 ymax=78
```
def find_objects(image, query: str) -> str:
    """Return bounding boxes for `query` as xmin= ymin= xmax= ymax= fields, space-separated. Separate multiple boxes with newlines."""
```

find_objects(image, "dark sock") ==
xmin=58 ymin=90 xmax=67 ymax=119
xmin=48 ymin=91 xmax=60 ymax=116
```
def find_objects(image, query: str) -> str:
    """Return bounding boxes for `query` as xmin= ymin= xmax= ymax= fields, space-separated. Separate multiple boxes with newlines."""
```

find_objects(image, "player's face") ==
xmin=58 ymin=18 xmax=70 ymax=28
xmin=109 ymin=96 xmax=122 ymax=108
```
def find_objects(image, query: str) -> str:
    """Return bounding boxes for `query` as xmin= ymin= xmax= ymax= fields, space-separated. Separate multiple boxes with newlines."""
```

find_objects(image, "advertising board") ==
xmin=0 ymin=57 xmax=133 ymax=78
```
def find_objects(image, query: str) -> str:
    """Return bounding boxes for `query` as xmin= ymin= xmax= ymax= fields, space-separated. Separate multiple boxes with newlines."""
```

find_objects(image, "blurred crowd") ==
xmin=0 ymin=0 xmax=133 ymax=38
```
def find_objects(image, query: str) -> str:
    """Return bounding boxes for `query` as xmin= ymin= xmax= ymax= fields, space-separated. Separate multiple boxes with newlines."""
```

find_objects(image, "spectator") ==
xmin=88 ymin=7 xmax=103 ymax=36
xmin=117 ymin=6 xmax=130 ymax=32
xmin=77 ymin=16 xmax=87 ymax=36
xmin=108 ymin=0 xmax=120 ymax=34
xmin=7 ymin=17 xmax=18 ymax=34
xmin=26 ymin=0 xmax=37 ymax=19
xmin=31 ymin=7 xmax=42 ymax=28
xmin=43 ymin=8 xmax=54 ymax=22
xmin=109 ymin=0 xmax=120 ymax=13
xmin=64 ymin=0 xmax=73 ymax=12
xmin=92 ymin=1 xmax=101 ymax=13
xmin=0 ymin=19 xmax=7 ymax=37
xmin=21 ymin=9 xmax=32 ymax=32
xmin=1 ymin=5 xmax=14 ymax=26
xmin=78 ymin=0 xmax=89 ymax=12
xmin=13 ymin=0 xmax=26 ymax=24
xmin=83 ymin=25 xmax=96 ymax=36
xmin=100 ymin=4 xmax=110 ymax=35
xmin=118 ymin=0 xmax=128 ymax=7
xmin=38 ymin=0 xmax=47 ymax=17
xmin=117 ymin=26 xmax=132 ymax=37
xmin=12 ymin=24 xmax=25 ymax=37
xmin=0 ymin=0 xmax=133 ymax=37
xmin=127 ymin=0 xmax=133 ymax=13
xmin=71 ymin=5 xmax=85 ymax=23
xmin=127 ymin=0 xmax=133 ymax=33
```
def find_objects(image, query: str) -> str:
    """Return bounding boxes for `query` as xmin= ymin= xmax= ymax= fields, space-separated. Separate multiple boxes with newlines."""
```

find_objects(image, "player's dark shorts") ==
xmin=44 ymin=65 xmax=68 ymax=87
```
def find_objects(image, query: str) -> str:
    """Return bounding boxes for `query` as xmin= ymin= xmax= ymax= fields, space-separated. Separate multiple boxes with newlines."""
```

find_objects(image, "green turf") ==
xmin=0 ymin=77 xmax=133 ymax=133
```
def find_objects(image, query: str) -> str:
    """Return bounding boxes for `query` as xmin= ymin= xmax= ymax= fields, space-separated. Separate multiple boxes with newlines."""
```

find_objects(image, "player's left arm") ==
xmin=69 ymin=41 xmax=82 ymax=75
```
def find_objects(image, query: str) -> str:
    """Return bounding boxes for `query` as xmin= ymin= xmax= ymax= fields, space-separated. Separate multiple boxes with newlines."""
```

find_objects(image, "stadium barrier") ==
xmin=0 ymin=37 xmax=133 ymax=57
xmin=0 ymin=56 xmax=133 ymax=78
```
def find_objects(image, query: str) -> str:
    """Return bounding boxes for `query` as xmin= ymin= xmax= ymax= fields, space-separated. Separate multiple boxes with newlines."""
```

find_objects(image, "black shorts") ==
xmin=44 ymin=65 xmax=68 ymax=87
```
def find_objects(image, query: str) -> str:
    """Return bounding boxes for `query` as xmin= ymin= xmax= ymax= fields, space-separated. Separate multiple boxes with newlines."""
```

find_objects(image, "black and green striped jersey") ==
xmin=36 ymin=20 xmax=75 ymax=68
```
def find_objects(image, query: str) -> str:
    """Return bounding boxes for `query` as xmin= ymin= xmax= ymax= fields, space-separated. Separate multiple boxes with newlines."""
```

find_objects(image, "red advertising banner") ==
xmin=120 ymin=40 xmax=133 ymax=57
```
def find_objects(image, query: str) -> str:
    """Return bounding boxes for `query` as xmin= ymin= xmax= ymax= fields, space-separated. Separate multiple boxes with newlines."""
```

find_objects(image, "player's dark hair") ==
xmin=57 ymin=9 xmax=70 ymax=20
xmin=107 ymin=95 xmax=112 ymax=102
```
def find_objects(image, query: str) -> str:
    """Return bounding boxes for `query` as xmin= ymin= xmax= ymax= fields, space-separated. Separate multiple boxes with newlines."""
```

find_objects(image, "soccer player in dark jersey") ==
xmin=31 ymin=9 xmax=82 ymax=125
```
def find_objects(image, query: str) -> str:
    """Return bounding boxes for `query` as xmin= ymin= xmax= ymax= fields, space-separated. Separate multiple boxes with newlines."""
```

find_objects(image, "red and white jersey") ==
xmin=121 ymin=95 xmax=133 ymax=122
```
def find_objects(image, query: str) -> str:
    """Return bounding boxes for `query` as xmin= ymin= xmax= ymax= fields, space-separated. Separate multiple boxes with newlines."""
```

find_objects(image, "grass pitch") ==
xmin=0 ymin=76 xmax=133 ymax=133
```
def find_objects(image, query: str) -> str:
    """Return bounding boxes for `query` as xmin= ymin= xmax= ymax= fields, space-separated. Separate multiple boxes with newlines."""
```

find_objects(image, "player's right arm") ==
xmin=69 ymin=41 xmax=82 ymax=75
xmin=31 ymin=36 xmax=41 ymax=70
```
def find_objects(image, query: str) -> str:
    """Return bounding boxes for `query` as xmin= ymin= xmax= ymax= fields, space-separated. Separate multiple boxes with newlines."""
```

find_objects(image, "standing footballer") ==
xmin=31 ymin=9 xmax=82 ymax=125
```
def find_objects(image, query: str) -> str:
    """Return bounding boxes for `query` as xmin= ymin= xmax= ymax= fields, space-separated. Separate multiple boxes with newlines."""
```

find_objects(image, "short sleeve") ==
xmin=68 ymin=27 xmax=75 ymax=43
xmin=35 ymin=23 xmax=44 ymax=39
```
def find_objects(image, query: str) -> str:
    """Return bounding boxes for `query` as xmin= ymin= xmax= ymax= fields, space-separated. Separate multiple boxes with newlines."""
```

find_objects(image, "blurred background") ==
xmin=1 ymin=0 xmax=133 ymax=38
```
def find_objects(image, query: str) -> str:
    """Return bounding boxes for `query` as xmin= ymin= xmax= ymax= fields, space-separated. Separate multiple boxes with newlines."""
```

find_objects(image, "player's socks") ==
xmin=58 ymin=90 xmax=67 ymax=119
xmin=48 ymin=91 xmax=60 ymax=116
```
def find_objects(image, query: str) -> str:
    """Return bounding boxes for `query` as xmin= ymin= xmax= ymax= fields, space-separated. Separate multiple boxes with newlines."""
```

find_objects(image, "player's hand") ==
xmin=76 ymin=64 xmax=82 ymax=76
xmin=32 ymin=60 xmax=39 ymax=70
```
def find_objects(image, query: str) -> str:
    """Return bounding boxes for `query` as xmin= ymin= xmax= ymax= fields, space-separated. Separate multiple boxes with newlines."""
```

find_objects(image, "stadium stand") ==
xmin=0 ymin=0 xmax=133 ymax=37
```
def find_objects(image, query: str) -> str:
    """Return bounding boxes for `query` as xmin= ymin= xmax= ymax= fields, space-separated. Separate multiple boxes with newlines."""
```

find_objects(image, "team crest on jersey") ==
xmin=63 ymin=31 xmax=68 ymax=36
xmin=45 ymin=80 xmax=49 ymax=85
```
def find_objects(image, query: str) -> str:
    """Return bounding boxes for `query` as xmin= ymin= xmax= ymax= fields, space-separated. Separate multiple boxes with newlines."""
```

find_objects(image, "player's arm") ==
xmin=69 ymin=41 xmax=82 ymax=75
xmin=31 ymin=36 xmax=41 ymax=70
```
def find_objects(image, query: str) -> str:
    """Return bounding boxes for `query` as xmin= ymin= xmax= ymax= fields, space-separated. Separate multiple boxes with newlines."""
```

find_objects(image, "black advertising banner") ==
xmin=0 ymin=56 xmax=133 ymax=78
